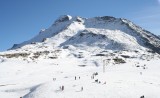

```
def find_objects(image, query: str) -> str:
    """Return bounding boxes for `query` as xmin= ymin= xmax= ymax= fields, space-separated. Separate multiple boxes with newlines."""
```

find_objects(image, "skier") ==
xmin=81 ymin=86 xmax=83 ymax=91
xmin=53 ymin=78 xmax=56 ymax=81
xmin=75 ymin=76 xmax=76 ymax=80
xmin=140 ymin=95 xmax=145 ymax=98
xmin=62 ymin=85 xmax=64 ymax=91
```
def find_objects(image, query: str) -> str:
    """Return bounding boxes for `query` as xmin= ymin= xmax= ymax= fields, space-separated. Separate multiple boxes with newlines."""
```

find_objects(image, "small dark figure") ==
xmin=140 ymin=95 xmax=145 ymax=98
xmin=53 ymin=78 xmax=56 ymax=81
xmin=75 ymin=76 xmax=76 ymax=80
xmin=62 ymin=86 xmax=64 ymax=91
xmin=95 ymin=79 xmax=98 ymax=82
xmin=143 ymin=67 xmax=146 ymax=69
xmin=95 ymin=72 xmax=98 ymax=76
xmin=20 ymin=97 xmax=22 ymax=98
xmin=81 ymin=86 xmax=83 ymax=91
xmin=99 ymin=81 xmax=101 ymax=84
xmin=91 ymin=75 xmax=94 ymax=79
xmin=79 ymin=76 xmax=80 ymax=79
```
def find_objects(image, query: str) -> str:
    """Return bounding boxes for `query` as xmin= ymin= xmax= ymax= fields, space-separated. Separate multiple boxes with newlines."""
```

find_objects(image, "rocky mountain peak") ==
xmin=54 ymin=15 xmax=72 ymax=23
xmin=10 ymin=15 xmax=160 ymax=54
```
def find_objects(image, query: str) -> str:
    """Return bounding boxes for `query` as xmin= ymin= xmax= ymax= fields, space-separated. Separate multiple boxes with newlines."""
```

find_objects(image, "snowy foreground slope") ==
xmin=0 ymin=15 xmax=160 ymax=98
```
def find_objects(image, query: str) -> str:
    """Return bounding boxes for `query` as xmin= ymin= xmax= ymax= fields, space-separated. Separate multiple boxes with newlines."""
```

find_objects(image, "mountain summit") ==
xmin=11 ymin=15 xmax=160 ymax=53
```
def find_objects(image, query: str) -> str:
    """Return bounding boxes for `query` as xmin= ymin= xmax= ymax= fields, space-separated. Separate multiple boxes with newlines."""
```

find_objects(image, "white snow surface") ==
xmin=1 ymin=15 xmax=160 ymax=98
xmin=0 ymin=48 xmax=160 ymax=98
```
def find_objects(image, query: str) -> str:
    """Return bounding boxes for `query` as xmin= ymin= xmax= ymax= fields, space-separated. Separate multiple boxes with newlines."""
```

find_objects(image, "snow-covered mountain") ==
xmin=11 ymin=15 xmax=160 ymax=54
xmin=1 ymin=15 xmax=160 ymax=98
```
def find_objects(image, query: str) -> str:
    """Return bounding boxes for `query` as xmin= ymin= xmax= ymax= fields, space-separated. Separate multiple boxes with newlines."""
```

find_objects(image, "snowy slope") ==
xmin=0 ymin=48 xmax=160 ymax=98
xmin=1 ymin=15 xmax=160 ymax=98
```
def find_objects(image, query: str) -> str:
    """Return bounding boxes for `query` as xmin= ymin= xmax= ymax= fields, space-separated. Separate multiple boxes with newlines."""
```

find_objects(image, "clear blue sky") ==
xmin=0 ymin=0 xmax=160 ymax=51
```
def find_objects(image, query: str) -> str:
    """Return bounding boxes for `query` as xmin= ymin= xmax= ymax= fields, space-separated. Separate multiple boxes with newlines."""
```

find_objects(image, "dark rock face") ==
xmin=120 ymin=18 xmax=160 ymax=54
xmin=96 ymin=16 xmax=116 ymax=21
xmin=11 ymin=44 xmax=19 ymax=49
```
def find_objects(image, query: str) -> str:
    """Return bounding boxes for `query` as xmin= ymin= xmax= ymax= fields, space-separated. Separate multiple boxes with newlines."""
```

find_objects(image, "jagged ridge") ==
xmin=11 ymin=15 xmax=160 ymax=53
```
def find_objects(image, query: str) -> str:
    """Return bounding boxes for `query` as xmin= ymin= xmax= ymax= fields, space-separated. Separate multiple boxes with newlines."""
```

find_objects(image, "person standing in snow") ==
xmin=81 ymin=86 xmax=83 ymax=91
xmin=91 ymin=75 xmax=94 ymax=79
xmin=53 ymin=78 xmax=56 ymax=81
xmin=75 ymin=76 xmax=76 ymax=80
xmin=62 ymin=85 xmax=64 ymax=91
